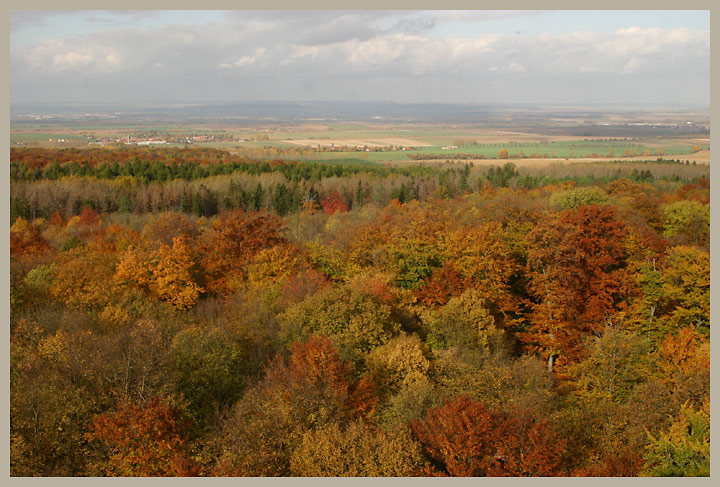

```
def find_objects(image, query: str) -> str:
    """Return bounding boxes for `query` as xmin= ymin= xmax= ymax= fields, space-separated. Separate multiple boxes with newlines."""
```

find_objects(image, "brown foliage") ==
xmin=320 ymin=190 xmax=348 ymax=215
xmin=286 ymin=336 xmax=378 ymax=419
xmin=289 ymin=336 xmax=349 ymax=391
xmin=86 ymin=397 xmax=199 ymax=477
xmin=411 ymin=396 xmax=567 ymax=477
xmin=489 ymin=410 xmax=567 ymax=476
xmin=211 ymin=337 xmax=374 ymax=476
xmin=414 ymin=263 xmax=469 ymax=307
xmin=49 ymin=210 xmax=66 ymax=227
xmin=279 ymin=268 xmax=329 ymax=305
xmin=520 ymin=205 xmax=629 ymax=368
xmin=347 ymin=375 xmax=378 ymax=419
xmin=141 ymin=212 xmax=199 ymax=246
xmin=10 ymin=146 xmax=246 ymax=170
xmin=675 ymin=177 xmax=710 ymax=205
xmin=10 ymin=217 xmax=53 ymax=259
xmin=410 ymin=396 xmax=496 ymax=476
xmin=198 ymin=210 xmax=287 ymax=296
xmin=574 ymin=447 xmax=645 ymax=477
xmin=78 ymin=205 xmax=100 ymax=226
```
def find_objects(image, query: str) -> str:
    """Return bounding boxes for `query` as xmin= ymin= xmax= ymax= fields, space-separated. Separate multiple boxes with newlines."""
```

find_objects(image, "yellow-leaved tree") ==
xmin=115 ymin=236 xmax=203 ymax=310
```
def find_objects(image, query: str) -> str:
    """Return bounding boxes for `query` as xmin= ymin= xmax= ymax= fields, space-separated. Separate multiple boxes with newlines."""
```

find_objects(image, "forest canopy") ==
xmin=10 ymin=146 xmax=710 ymax=477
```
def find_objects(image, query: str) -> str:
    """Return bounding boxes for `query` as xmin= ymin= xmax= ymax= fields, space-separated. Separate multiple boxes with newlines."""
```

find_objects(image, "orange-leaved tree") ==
xmin=410 ymin=396 xmax=496 ymax=476
xmin=411 ymin=396 xmax=567 ymax=477
xmin=198 ymin=210 xmax=287 ymax=296
xmin=10 ymin=217 xmax=54 ymax=260
xmin=86 ymin=397 xmax=200 ymax=477
xmin=115 ymin=235 xmax=204 ymax=310
xmin=520 ymin=204 xmax=629 ymax=371
xmin=488 ymin=409 xmax=567 ymax=477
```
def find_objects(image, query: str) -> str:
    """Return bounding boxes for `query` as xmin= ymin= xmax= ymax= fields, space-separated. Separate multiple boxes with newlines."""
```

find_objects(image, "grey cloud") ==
xmin=391 ymin=16 xmax=437 ymax=36
xmin=10 ymin=11 xmax=72 ymax=31
xmin=11 ymin=10 xmax=162 ymax=31
xmin=218 ymin=10 xmax=401 ymax=46
xmin=80 ymin=10 xmax=168 ymax=26
xmin=427 ymin=10 xmax=541 ymax=22
xmin=10 ymin=13 xmax=710 ymax=105
xmin=17 ymin=24 xmax=709 ymax=77
xmin=219 ymin=10 xmax=405 ymax=23
xmin=295 ymin=15 xmax=383 ymax=46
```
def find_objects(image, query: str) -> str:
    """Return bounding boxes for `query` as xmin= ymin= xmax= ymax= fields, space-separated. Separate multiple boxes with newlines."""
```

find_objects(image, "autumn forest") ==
xmin=9 ymin=144 xmax=710 ymax=477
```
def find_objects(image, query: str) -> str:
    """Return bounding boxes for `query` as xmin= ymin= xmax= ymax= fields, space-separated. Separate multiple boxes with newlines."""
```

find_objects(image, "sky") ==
xmin=9 ymin=10 xmax=711 ymax=106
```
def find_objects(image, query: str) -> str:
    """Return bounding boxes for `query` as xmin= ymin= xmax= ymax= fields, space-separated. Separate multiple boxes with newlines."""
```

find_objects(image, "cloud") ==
xmin=11 ymin=11 xmax=74 ymax=31
xmin=488 ymin=62 xmax=526 ymax=73
xmin=9 ymin=12 xmax=710 ymax=105
xmin=218 ymin=10 xmax=401 ymax=45
xmin=17 ymin=22 xmax=709 ymax=77
xmin=345 ymin=36 xmax=405 ymax=68
xmin=294 ymin=14 xmax=384 ymax=45
xmin=11 ymin=10 xmax=165 ymax=32
xmin=24 ymin=38 xmax=124 ymax=73
xmin=287 ymin=45 xmax=321 ymax=60
xmin=219 ymin=48 xmax=266 ymax=68
xmin=427 ymin=10 xmax=541 ymax=22
xmin=621 ymin=57 xmax=648 ymax=74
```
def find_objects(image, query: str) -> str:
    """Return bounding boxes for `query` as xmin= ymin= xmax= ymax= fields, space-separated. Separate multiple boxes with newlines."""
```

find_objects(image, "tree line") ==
xmin=10 ymin=148 xmax=705 ymax=225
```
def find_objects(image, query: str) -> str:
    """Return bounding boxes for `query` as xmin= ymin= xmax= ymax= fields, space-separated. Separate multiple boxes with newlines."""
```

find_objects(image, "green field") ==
xmin=247 ymin=141 xmax=703 ymax=163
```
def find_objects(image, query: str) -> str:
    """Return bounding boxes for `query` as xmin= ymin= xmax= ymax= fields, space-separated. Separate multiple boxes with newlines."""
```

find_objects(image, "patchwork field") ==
xmin=284 ymin=138 xmax=435 ymax=148
xmin=11 ymin=118 xmax=710 ymax=165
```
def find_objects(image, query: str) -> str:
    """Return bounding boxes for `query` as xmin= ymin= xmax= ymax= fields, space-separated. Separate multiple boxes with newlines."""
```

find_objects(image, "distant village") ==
xmin=15 ymin=132 xmax=237 ymax=147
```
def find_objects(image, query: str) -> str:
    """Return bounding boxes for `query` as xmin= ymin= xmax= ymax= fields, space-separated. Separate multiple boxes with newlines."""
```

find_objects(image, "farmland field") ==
xmin=12 ymin=117 xmax=709 ymax=166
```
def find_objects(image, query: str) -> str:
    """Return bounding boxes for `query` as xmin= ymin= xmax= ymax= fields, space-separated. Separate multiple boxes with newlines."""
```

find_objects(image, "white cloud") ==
xmin=52 ymin=50 xmax=93 ymax=69
xmin=25 ymin=39 xmax=124 ymax=73
xmin=288 ymin=45 xmax=321 ymax=60
xmin=220 ymin=48 xmax=266 ymax=68
xmin=448 ymin=36 xmax=499 ymax=58
xmin=621 ymin=57 xmax=648 ymax=74
xmin=10 ymin=13 xmax=710 ymax=105
xmin=507 ymin=62 xmax=526 ymax=73
xmin=601 ymin=26 xmax=705 ymax=60
xmin=346 ymin=36 xmax=404 ymax=67
xmin=488 ymin=62 xmax=526 ymax=73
